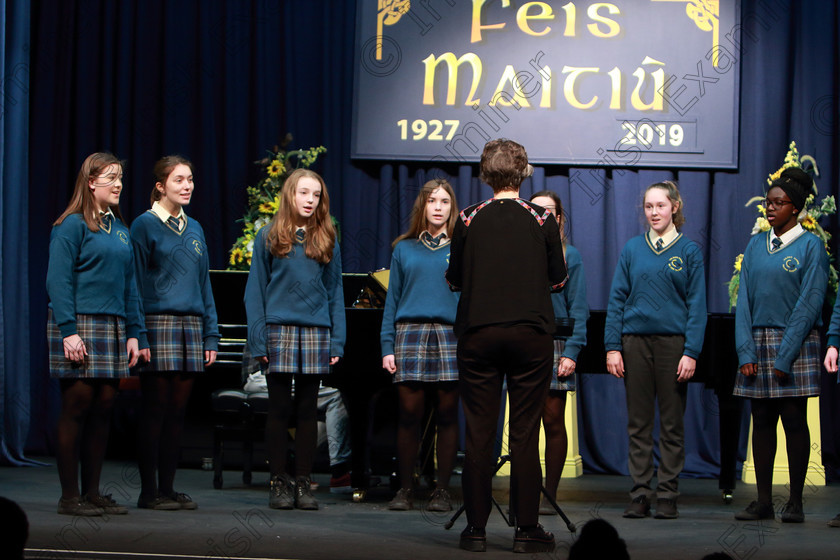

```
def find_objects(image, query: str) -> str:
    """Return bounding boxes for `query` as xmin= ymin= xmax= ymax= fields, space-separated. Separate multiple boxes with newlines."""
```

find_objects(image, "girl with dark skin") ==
xmin=733 ymin=167 xmax=828 ymax=523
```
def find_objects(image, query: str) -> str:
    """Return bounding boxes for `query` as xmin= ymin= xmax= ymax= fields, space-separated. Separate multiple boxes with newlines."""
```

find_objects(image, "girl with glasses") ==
xmin=47 ymin=153 xmax=148 ymax=516
xmin=733 ymin=167 xmax=828 ymax=523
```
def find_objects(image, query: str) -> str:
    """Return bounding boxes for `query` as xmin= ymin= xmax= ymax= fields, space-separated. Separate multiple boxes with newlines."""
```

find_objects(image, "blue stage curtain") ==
xmin=22 ymin=0 xmax=840 ymax=480
xmin=26 ymin=0 xmax=294 ymax=452
xmin=0 ymin=0 xmax=41 ymax=466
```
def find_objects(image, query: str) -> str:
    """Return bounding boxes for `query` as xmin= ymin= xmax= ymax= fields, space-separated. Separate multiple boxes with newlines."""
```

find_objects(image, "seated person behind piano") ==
xmin=529 ymin=190 xmax=589 ymax=515
xmin=381 ymin=179 xmax=460 ymax=512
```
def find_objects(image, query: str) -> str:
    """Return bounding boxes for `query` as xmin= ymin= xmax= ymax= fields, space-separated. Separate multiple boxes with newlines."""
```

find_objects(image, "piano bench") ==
xmin=211 ymin=389 xmax=269 ymax=489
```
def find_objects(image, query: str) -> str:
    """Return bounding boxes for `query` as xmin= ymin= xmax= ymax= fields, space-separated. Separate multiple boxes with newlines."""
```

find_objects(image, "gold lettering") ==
xmin=490 ymin=66 xmax=532 ymax=107
xmin=607 ymin=67 xmax=621 ymax=109
xmin=516 ymin=2 xmax=553 ymax=37
xmin=423 ymin=52 xmax=483 ymax=106
xmin=471 ymin=0 xmax=509 ymax=43
xmin=587 ymin=3 xmax=621 ymax=38
xmin=561 ymin=2 xmax=576 ymax=36
xmin=561 ymin=66 xmax=599 ymax=109
xmin=631 ymin=56 xmax=665 ymax=111
xmin=539 ymin=65 xmax=552 ymax=108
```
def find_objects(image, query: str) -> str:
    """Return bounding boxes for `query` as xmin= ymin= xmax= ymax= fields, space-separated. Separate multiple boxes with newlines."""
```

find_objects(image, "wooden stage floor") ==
xmin=3 ymin=458 xmax=839 ymax=559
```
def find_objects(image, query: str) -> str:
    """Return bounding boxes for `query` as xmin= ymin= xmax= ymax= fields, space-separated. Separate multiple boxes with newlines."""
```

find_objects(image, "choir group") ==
xmin=46 ymin=141 xmax=840 ymax=554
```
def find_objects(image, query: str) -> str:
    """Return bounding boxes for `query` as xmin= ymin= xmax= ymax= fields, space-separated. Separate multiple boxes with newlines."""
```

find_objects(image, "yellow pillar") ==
xmin=496 ymin=391 xmax=582 ymax=478
xmin=741 ymin=396 xmax=824 ymax=486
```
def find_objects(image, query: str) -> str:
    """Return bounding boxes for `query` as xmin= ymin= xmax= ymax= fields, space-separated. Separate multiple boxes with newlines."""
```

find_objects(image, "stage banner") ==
xmin=352 ymin=0 xmax=741 ymax=169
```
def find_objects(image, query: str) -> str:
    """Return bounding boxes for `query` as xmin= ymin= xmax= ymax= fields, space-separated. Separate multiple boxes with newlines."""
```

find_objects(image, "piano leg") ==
xmin=718 ymin=393 xmax=744 ymax=503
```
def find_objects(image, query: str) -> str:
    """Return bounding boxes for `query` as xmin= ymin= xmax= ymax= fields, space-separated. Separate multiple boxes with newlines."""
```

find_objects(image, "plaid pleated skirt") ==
xmin=549 ymin=339 xmax=575 ymax=392
xmin=393 ymin=322 xmax=458 ymax=384
xmin=733 ymin=328 xmax=821 ymax=398
xmin=48 ymin=309 xmax=129 ymax=379
xmin=141 ymin=314 xmax=205 ymax=373
xmin=267 ymin=324 xmax=330 ymax=375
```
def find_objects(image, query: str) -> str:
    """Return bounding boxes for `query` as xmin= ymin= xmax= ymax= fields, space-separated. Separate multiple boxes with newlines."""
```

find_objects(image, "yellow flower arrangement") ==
xmin=727 ymin=141 xmax=837 ymax=310
xmin=267 ymin=159 xmax=285 ymax=177
xmin=228 ymin=135 xmax=330 ymax=271
xmin=229 ymin=247 xmax=244 ymax=267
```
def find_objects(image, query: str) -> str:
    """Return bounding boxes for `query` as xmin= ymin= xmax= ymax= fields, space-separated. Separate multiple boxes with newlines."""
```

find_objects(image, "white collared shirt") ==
xmin=648 ymin=223 xmax=678 ymax=248
xmin=770 ymin=223 xmax=804 ymax=250
xmin=151 ymin=201 xmax=186 ymax=229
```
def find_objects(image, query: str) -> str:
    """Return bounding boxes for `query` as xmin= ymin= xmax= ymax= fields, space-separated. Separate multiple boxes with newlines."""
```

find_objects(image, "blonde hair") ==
xmin=645 ymin=180 xmax=685 ymax=230
xmin=54 ymin=152 xmax=125 ymax=231
xmin=265 ymin=168 xmax=336 ymax=263
xmin=392 ymin=179 xmax=458 ymax=247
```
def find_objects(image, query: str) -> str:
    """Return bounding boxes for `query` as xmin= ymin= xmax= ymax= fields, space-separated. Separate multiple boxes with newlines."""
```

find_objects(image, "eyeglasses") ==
xmin=764 ymin=198 xmax=792 ymax=210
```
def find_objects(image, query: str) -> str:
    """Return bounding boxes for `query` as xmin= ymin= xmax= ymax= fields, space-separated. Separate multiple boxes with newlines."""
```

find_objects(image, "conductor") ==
xmin=445 ymin=139 xmax=568 ymax=553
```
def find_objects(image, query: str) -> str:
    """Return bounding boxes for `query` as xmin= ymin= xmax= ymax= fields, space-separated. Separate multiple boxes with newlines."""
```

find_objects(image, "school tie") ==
xmin=772 ymin=238 xmax=783 ymax=251
xmin=295 ymin=228 xmax=306 ymax=243
xmin=168 ymin=216 xmax=181 ymax=232
xmin=100 ymin=213 xmax=112 ymax=231
xmin=420 ymin=231 xmax=446 ymax=249
xmin=655 ymin=238 xmax=663 ymax=251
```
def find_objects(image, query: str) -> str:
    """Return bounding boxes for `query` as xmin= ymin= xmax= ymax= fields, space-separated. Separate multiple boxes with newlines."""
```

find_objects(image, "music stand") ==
xmin=444 ymin=455 xmax=576 ymax=533
xmin=444 ymin=317 xmax=579 ymax=534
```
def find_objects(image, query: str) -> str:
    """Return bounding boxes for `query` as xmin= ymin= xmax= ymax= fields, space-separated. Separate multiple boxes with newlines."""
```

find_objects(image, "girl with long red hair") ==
xmin=244 ymin=168 xmax=346 ymax=511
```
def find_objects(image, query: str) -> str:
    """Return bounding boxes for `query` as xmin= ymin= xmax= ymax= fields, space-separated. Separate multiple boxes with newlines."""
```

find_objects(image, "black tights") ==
xmin=542 ymin=390 xmax=568 ymax=497
xmin=266 ymin=373 xmax=321 ymax=478
xmin=395 ymin=382 xmax=459 ymax=489
xmin=57 ymin=379 xmax=119 ymax=499
xmin=750 ymin=397 xmax=810 ymax=506
xmin=138 ymin=372 xmax=194 ymax=499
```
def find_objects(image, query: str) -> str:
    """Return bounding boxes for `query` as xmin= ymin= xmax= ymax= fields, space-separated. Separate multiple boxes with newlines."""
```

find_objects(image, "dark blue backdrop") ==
xmin=1 ymin=1 xmax=838 ymax=481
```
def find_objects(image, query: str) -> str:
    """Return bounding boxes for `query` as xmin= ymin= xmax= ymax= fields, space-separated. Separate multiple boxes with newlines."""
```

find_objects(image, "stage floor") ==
xmin=4 ymin=459 xmax=839 ymax=560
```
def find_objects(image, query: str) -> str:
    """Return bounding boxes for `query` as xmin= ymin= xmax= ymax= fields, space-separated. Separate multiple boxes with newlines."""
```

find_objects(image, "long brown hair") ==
xmin=266 ymin=168 xmax=336 ymax=263
xmin=530 ymin=190 xmax=567 ymax=247
xmin=392 ymin=179 xmax=458 ymax=247
xmin=644 ymin=180 xmax=685 ymax=230
xmin=151 ymin=155 xmax=193 ymax=206
xmin=54 ymin=152 xmax=125 ymax=231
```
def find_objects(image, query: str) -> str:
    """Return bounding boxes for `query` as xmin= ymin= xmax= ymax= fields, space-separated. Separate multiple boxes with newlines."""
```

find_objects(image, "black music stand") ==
xmin=444 ymin=318 xmax=579 ymax=533
xmin=444 ymin=455 xmax=576 ymax=533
